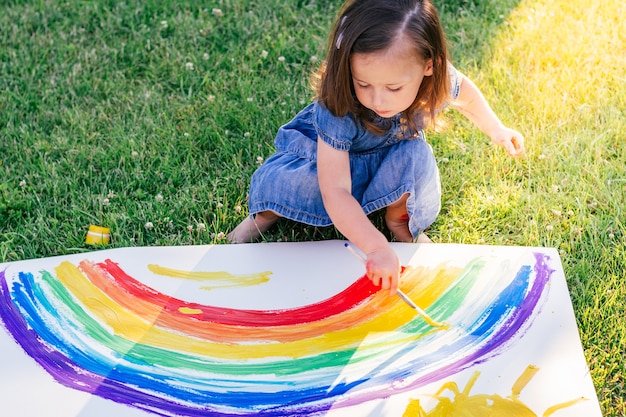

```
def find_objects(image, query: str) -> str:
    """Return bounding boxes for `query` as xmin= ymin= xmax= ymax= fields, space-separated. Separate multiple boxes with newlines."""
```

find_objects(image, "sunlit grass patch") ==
xmin=435 ymin=1 xmax=625 ymax=413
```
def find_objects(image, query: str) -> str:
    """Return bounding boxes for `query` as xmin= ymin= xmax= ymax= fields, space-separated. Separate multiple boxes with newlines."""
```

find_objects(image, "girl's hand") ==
xmin=365 ymin=246 xmax=402 ymax=295
xmin=491 ymin=126 xmax=525 ymax=158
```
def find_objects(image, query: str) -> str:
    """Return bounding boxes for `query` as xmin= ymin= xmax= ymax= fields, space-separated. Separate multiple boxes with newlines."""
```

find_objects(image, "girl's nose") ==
xmin=370 ymin=89 xmax=385 ymax=108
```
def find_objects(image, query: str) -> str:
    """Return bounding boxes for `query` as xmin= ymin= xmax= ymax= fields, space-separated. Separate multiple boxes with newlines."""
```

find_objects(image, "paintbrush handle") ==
xmin=344 ymin=243 xmax=366 ymax=263
xmin=397 ymin=289 xmax=444 ymax=326
xmin=396 ymin=289 xmax=418 ymax=310
xmin=344 ymin=242 xmax=446 ymax=328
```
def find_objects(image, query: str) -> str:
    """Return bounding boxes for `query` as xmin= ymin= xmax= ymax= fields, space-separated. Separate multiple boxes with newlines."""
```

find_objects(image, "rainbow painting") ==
xmin=0 ymin=241 xmax=601 ymax=416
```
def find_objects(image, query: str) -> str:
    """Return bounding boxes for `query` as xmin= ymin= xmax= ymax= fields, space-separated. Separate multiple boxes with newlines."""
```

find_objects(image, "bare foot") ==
xmin=227 ymin=211 xmax=278 ymax=243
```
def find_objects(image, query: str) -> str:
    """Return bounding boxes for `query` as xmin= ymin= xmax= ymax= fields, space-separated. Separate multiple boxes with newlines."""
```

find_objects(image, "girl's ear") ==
xmin=424 ymin=59 xmax=434 ymax=76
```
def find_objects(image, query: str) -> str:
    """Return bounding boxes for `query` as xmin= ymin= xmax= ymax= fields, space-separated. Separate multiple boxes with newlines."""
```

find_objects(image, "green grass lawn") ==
xmin=1 ymin=0 xmax=624 ymax=414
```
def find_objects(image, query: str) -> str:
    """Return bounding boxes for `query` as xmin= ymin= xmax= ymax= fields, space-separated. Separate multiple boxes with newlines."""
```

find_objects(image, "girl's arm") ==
xmin=451 ymin=73 xmax=525 ymax=157
xmin=317 ymin=139 xmax=401 ymax=294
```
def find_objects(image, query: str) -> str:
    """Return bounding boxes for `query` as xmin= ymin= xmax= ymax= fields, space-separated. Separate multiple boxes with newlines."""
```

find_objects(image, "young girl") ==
xmin=228 ymin=0 xmax=524 ymax=295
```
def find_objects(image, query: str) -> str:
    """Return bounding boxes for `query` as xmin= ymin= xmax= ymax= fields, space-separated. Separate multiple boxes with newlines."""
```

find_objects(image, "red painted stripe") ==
xmin=98 ymin=259 xmax=380 ymax=327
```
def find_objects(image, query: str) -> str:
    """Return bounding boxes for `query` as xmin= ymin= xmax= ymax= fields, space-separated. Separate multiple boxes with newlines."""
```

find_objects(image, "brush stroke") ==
xmin=0 ymin=250 xmax=553 ymax=417
xmin=403 ymin=365 xmax=587 ymax=416
xmin=147 ymin=263 xmax=271 ymax=289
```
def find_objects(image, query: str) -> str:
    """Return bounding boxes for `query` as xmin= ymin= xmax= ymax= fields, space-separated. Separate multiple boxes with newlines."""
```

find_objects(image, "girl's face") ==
xmin=350 ymin=36 xmax=433 ymax=119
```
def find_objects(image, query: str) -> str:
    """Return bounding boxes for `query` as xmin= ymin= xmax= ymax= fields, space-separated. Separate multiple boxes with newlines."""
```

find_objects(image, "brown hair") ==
xmin=315 ymin=0 xmax=450 ymax=134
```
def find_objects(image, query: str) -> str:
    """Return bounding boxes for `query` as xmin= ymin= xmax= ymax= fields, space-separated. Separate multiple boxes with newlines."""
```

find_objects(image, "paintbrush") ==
xmin=344 ymin=242 xmax=447 ymax=328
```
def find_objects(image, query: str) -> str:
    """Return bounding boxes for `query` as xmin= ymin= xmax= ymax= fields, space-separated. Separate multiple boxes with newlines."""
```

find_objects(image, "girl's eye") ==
xmin=388 ymin=87 xmax=402 ymax=92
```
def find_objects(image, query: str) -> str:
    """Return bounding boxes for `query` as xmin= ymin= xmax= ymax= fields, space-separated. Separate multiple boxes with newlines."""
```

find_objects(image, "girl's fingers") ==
xmin=371 ymin=274 xmax=381 ymax=286
xmin=380 ymin=276 xmax=390 ymax=290
xmin=510 ymin=136 xmax=525 ymax=156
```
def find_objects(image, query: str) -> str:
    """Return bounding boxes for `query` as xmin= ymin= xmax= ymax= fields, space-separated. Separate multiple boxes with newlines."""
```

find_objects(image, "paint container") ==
xmin=85 ymin=225 xmax=111 ymax=245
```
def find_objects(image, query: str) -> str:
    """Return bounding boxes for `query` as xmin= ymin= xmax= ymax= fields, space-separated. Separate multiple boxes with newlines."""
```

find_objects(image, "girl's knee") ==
xmin=387 ymin=193 xmax=409 ymax=211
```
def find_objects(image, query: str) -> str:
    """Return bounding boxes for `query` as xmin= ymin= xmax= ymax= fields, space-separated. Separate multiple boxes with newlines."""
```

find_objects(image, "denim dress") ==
xmin=248 ymin=66 xmax=461 ymax=238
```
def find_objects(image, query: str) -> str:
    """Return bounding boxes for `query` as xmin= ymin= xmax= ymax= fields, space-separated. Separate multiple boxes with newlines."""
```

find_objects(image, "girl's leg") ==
xmin=227 ymin=211 xmax=279 ymax=243
xmin=385 ymin=194 xmax=432 ymax=243
xmin=385 ymin=194 xmax=412 ymax=242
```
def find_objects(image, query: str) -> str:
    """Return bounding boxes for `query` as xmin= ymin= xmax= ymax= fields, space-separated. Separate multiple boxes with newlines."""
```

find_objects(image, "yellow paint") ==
xmin=511 ymin=365 xmax=539 ymax=398
xmin=147 ymin=264 xmax=271 ymax=289
xmin=411 ymin=303 xmax=448 ymax=328
xmin=403 ymin=365 xmax=587 ymax=416
xmin=402 ymin=398 xmax=427 ymax=417
xmin=54 ymin=261 xmax=446 ymax=360
xmin=178 ymin=307 xmax=203 ymax=315
xmin=401 ymin=265 xmax=459 ymax=310
xmin=544 ymin=398 xmax=588 ymax=416
xmin=400 ymin=265 xmax=459 ymax=328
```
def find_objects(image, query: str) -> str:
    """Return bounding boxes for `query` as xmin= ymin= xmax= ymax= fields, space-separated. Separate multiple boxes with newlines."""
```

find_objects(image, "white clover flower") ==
xmin=310 ymin=55 xmax=318 ymax=63
xmin=538 ymin=154 xmax=546 ymax=160
xmin=256 ymin=156 xmax=264 ymax=165
xmin=546 ymin=225 xmax=553 ymax=231
xmin=212 ymin=8 xmax=223 ymax=17
xmin=155 ymin=193 xmax=164 ymax=203
xmin=216 ymin=232 xmax=225 ymax=239
xmin=131 ymin=151 xmax=139 ymax=158
xmin=278 ymin=56 xmax=285 ymax=62
xmin=208 ymin=94 xmax=215 ymax=102
xmin=160 ymin=20 xmax=168 ymax=28
xmin=234 ymin=205 xmax=242 ymax=214
xmin=551 ymin=209 xmax=562 ymax=217
xmin=107 ymin=191 xmax=116 ymax=199
xmin=145 ymin=222 xmax=154 ymax=230
xmin=244 ymin=132 xmax=250 ymax=137
xmin=216 ymin=202 xmax=223 ymax=209
xmin=19 ymin=180 xmax=26 ymax=188
xmin=102 ymin=198 xmax=110 ymax=206
xmin=197 ymin=223 xmax=206 ymax=231
xmin=247 ymin=97 xmax=254 ymax=102
xmin=203 ymin=53 xmax=209 ymax=60
xmin=184 ymin=132 xmax=190 ymax=137
xmin=185 ymin=62 xmax=194 ymax=71
xmin=187 ymin=225 xmax=194 ymax=232
xmin=261 ymin=50 xmax=268 ymax=59
xmin=163 ymin=217 xmax=173 ymax=229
